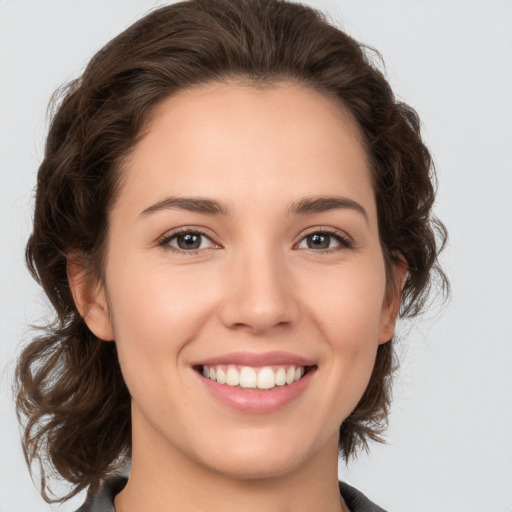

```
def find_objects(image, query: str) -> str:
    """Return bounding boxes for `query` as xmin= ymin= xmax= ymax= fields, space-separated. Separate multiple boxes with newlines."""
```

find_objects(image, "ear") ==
xmin=67 ymin=254 xmax=115 ymax=341
xmin=378 ymin=256 xmax=408 ymax=345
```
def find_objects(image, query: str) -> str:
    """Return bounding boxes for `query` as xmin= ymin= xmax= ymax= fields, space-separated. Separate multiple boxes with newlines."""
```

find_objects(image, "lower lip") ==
xmin=196 ymin=368 xmax=316 ymax=413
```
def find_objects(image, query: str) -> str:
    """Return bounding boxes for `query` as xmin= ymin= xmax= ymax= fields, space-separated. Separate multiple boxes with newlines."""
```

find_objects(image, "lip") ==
xmin=192 ymin=352 xmax=317 ymax=413
xmin=196 ymin=369 xmax=315 ymax=413
xmin=192 ymin=351 xmax=317 ymax=367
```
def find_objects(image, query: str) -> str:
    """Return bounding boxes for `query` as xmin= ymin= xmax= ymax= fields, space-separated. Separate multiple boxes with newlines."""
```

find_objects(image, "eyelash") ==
xmin=298 ymin=227 xmax=353 ymax=253
xmin=157 ymin=227 xmax=353 ymax=255
xmin=157 ymin=228 xmax=218 ymax=255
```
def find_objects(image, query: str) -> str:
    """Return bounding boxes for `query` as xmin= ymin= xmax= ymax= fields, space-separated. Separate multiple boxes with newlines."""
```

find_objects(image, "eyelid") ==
xmin=157 ymin=227 xmax=222 ymax=254
xmin=156 ymin=225 xmax=354 ymax=254
xmin=294 ymin=226 xmax=354 ymax=252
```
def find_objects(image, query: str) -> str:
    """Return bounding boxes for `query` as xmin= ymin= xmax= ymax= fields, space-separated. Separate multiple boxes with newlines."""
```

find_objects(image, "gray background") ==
xmin=1 ymin=1 xmax=511 ymax=510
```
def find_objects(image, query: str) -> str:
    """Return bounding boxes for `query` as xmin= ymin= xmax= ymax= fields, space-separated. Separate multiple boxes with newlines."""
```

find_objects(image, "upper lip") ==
xmin=192 ymin=351 xmax=317 ymax=367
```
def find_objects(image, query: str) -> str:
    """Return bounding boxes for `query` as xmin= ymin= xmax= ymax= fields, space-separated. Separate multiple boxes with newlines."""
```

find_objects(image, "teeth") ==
xmin=226 ymin=366 xmax=240 ymax=386
xmin=202 ymin=364 xmax=307 ymax=390
xmin=275 ymin=367 xmax=286 ymax=386
xmin=257 ymin=367 xmax=275 ymax=389
xmin=216 ymin=367 xmax=226 ymax=384
xmin=240 ymin=367 xmax=257 ymax=388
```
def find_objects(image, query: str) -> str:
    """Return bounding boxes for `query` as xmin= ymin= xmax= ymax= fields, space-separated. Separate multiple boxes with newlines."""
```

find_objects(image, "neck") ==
xmin=114 ymin=411 xmax=348 ymax=512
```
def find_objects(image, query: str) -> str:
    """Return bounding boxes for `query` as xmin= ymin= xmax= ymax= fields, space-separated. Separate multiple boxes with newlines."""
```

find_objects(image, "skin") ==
xmin=69 ymin=81 xmax=403 ymax=512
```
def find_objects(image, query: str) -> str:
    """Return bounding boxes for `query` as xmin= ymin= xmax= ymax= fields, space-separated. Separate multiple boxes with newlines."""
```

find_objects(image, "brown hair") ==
xmin=15 ymin=0 xmax=448 ymax=503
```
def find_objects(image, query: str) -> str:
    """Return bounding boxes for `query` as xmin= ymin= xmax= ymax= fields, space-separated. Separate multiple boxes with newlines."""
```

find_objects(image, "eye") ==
xmin=296 ymin=230 xmax=352 ymax=251
xmin=160 ymin=230 xmax=217 ymax=252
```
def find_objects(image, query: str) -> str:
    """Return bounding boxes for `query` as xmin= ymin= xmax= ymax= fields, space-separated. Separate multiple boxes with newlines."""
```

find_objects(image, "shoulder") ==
xmin=339 ymin=481 xmax=389 ymax=512
xmin=74 ymin=476 xmax=128 ymax=512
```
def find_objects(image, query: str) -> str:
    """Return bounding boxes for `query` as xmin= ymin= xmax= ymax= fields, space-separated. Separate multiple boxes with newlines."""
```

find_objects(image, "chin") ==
xmin=190 ymin=429 xmax=316 ymax=481
xmin=206 ymin=453 xmax=303 ymax=481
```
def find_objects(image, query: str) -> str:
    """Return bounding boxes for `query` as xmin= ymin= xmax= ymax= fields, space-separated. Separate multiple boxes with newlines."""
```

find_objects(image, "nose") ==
xmin=218 ymin=247 xmax=300 ymax=334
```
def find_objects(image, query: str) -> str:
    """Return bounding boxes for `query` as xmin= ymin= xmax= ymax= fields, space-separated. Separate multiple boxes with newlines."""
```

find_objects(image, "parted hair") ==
xmin=15 ymin=0 xmax=448 ymax=503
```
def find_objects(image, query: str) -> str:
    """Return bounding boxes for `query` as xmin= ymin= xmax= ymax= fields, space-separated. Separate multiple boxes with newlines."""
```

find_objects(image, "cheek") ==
xmin=306 ymin=258 xmax=387 ymax=396
xmin=107 ymin=259 xmax=206 ymax=335
xmin=103 ymin=265 xmax=207 ymax=421
xmin=309 ymin=258 xmax=387 ymax=342
xmin=104 ymin=257 xmax=222 ymax=380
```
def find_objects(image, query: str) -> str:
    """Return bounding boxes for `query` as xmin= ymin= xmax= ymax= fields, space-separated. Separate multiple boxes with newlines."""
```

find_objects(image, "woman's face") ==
xmin=84 ymin=81 xmax=400 ymax=480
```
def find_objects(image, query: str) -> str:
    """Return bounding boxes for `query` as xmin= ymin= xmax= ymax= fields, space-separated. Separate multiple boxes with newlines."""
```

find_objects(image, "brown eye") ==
xmin=176 ymin=233 xmax=202 ymax=250
xmin=297 ymin=230 xmax=351 ymax=251
xmin=163 ymin=231 xmax=215 ymax=251
xmin=306 ymin=233 xmax=331 ymax=249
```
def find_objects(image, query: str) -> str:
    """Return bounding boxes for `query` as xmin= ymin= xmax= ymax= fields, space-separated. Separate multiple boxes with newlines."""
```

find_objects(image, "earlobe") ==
xmin=67 ymin=255 xmax=115 ymax=341
xmin=378 ymin=258 xmax=408 ymax=345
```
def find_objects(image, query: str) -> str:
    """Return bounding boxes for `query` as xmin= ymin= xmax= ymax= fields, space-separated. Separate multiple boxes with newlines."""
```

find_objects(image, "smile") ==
xmin=192 ymin=352 xmax=318 ymax=413
xmin=200 ymin=364 xmax=311 ymax=390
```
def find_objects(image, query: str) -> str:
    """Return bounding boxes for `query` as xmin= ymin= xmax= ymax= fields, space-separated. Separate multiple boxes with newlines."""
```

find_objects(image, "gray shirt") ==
xmin=75 ymin=476 xmax=388 ymax=512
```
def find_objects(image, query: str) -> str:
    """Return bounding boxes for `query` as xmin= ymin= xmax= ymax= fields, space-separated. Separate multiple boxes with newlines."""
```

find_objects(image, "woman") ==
xmin=14 ymin=0 xmax=447 ymax=511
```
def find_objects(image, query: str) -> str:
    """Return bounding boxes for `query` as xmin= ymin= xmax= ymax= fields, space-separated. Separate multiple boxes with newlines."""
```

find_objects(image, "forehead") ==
xmin=117 ymin=80 xmax=375 ymax=221
xmin=143 ymin=80 xmax=367 ymax=165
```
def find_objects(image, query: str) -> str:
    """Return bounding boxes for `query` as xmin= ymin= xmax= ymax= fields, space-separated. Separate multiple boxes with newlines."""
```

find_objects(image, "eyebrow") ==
xmin=289 ymin=196 xmax=368 ymax=223
xmin=140 ymin=196 xmax=229 ymax=216
xmin=139 ymin=194 xmax=368 ymax=223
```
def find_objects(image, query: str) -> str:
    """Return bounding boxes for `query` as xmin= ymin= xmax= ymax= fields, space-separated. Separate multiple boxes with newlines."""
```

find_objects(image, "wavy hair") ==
xmin=15 ymin=0 xmax=448 ymax=502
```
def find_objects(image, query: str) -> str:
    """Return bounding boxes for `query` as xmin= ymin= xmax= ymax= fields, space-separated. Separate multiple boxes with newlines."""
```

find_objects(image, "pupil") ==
xmin=178 ymin=233 xmax=201 ymax=250
xmin=308 ymin=233 xmax=329 ymax=249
